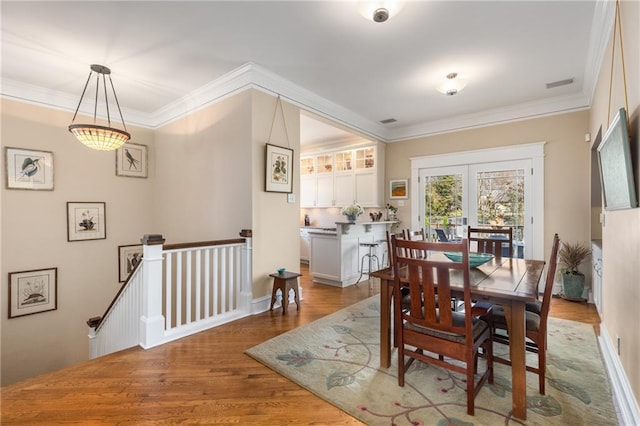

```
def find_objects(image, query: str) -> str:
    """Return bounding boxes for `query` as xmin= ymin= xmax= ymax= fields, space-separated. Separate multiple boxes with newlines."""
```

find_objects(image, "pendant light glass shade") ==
xmin=68 ymin=64 xmax=130 ymax=151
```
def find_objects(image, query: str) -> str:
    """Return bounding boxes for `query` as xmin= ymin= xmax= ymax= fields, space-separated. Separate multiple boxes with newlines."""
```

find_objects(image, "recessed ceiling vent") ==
xmin=546 ymin=78 xmax=574 ymax=89
xmin=380 ymin=118 xmax=397 ymax=124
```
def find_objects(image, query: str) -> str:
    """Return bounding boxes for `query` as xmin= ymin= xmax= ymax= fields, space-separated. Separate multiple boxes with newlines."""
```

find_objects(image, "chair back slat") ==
xmin=467 ymin=226 xmax=513 ymax=258
xmin=539 ymin=233 xmax=560 ymax=323
xmin=390 ymin=236 xmax=472 ymax=336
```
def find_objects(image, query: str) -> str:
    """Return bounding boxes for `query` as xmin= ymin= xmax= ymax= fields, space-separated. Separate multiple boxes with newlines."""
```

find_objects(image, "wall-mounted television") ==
xmin=597 ymin=107 xmax=638 ymax=211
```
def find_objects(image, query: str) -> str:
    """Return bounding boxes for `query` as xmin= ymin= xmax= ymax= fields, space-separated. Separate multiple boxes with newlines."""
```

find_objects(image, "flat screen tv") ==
xmin=597 ymin=107 xmax=638 ymax=211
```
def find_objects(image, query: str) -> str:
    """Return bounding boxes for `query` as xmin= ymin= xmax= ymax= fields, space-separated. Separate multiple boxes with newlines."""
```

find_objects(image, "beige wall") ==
xmin=153 ymin=91 xmax=253 ymax=242
xmin=250 ymin=91 xmax=301 ymax=299
xmin=385 ymin=110 xmax=592 ymax=262
xmin=1 ymin=99 xmax=155 ymax=385
xmin=589 ymin=0 xmax=640 ymax=405
xmin=0 ymin=90 xmax=303 ymax=386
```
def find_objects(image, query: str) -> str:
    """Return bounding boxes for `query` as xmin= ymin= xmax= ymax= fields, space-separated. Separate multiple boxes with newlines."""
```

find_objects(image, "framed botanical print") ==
xmin=389 ymin=179 xmax=409 ymax=199
xmin=8 ymin=267 xmax=58 ymax=318
xmin=4 ymin=147 xmax=54 ymax=190
xmin=265 ymin=143 xmax=294 ymax=193
xmin=116 ymin=142 xmax=148 ymax=178
xmin=67 ymin=202 xmax=106 ymax=241
xmin=118 ymin=244 xmax=143 ymax=282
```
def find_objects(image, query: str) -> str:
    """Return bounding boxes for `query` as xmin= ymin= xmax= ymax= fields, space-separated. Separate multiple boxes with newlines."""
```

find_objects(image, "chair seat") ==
xmin=405 ymin=311 xmax=490 ymax=344
xmin=490 ymin=305 xmax=542 ymax=332
xmin=525 ymin=300 xmax=542 ymax=315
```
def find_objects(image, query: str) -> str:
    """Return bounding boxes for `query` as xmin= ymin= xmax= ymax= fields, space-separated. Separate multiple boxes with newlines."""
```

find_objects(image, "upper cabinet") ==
xmin=300 ymin=143 xmax=384 ymax=208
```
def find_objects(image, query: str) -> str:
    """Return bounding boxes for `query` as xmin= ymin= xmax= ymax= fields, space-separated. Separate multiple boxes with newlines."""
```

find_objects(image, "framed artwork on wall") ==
xmin=265 ymin=143 xmax=294 ymax=193
xmin=4 ymin=147 xmax=54 ymax=190
xmin=118 ymin=244 xmax=143 ymax=282
xmin=116 ymin=142 xmax=148 ymax=178
xmin=8 ymin=267 xmax=58 ymax=318
xmin=389 ymin=179 xmax=409 ymax=199
xmin=67 ymin=202 xmax=106 ymax=241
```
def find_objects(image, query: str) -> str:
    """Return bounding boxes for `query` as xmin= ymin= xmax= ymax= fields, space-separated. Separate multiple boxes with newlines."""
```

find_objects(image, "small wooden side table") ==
xmin=269 ymin=271 xmax=301 ymax=315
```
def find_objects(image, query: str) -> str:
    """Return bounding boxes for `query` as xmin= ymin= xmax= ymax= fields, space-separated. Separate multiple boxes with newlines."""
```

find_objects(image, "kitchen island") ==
xmin=308 ymin=221 xmax=398 ymax=287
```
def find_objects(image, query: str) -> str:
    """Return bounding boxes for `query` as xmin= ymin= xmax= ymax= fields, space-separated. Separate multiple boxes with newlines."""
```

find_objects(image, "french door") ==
xmin=411 ymin=143 xmax=544 ymax=260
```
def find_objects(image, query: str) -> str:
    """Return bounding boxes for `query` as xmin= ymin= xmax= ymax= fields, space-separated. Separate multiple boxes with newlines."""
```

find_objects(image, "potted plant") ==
xmin=341 ymin=203 xmax=364 ymax=222
xmin=558 ymin=241 xmax=591 ymax=301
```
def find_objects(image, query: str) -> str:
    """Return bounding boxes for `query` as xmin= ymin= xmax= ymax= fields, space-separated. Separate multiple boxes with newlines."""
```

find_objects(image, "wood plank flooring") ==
xmin=1 ymin=264 xmax=600 ymax=424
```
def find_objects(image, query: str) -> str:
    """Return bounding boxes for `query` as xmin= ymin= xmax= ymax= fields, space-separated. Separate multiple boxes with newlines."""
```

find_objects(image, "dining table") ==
xmin=370 ymin=254 xmax=546 ymax=421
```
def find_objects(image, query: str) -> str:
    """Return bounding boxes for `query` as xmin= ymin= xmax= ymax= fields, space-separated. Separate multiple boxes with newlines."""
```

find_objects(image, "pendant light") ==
xmin=68 ymin=64 xmax=130 ymax=151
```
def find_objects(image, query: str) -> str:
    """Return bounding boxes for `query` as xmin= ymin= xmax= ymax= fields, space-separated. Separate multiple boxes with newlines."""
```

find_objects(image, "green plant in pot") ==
xmin=558 ymin=241 xmax=591 ymax=301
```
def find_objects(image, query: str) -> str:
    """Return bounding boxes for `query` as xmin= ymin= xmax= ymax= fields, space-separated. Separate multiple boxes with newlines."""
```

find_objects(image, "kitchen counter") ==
xmin=308 ymin=221 xmax=398 ymax=287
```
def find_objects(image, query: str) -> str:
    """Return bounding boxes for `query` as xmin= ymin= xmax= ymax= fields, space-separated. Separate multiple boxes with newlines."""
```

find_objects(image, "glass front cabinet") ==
xmin=300 ymin=143 xmax=384 ymax=208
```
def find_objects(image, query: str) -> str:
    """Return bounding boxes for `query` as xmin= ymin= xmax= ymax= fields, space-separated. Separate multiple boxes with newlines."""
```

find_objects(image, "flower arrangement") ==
xmin=386 ymin=203 xmax=397 ymax=214
xmin=341 ymin=203 xmax=364 ymax=217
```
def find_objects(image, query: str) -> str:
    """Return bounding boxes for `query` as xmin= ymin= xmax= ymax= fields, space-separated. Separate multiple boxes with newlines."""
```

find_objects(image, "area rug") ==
xmin=246 ymin=296 xmax=618 ymax=425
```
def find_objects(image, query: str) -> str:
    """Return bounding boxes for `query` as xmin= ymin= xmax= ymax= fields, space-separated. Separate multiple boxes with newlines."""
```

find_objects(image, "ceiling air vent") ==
xmin=546 ymin=78 xmax=574 ymax=89
xmin=380 ymin=118 xmax=397 ymax=124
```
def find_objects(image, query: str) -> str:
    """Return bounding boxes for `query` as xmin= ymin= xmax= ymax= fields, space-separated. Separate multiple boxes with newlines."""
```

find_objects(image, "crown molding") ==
xmin=583 ymin=0 xmax=616 ymax=105
xmin=2 ymin=34 xmax=607 ymax=144
xmin=386 ymin=93 xmax=592 ymax=142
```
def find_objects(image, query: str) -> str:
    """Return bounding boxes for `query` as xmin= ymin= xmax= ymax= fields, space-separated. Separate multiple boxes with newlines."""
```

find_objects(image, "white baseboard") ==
xmin=599 ymin=327 xmax=640 ymax=425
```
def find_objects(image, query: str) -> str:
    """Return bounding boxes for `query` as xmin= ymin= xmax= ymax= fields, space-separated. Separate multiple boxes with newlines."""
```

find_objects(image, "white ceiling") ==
xmin=1 ymin=1 xmax=612 ymax=145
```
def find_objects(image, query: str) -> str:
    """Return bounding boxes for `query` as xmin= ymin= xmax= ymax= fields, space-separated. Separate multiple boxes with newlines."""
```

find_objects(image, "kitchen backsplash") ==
xmin=300 ymin=207 xmax=392 ymax=227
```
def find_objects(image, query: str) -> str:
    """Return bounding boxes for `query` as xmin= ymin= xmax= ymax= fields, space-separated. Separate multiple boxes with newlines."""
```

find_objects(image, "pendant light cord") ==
xmin=607 ymin=0 xmax=630 ymax=130
xmin=267 ymin=95 xmax=290 ymax=148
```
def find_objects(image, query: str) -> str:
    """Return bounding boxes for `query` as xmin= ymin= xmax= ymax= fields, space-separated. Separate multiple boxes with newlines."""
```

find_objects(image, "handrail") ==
xmin=87 ymin=257 xmax=143 ymax=331
xmin=164 ymin=238 xmax=245 ymax=251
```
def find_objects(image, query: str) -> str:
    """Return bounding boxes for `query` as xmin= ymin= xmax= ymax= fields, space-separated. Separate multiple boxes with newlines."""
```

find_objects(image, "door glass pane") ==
xmin=424 ymin=174 xmax=464 ymax=240
xmin=475 ymin=169 xmax=525 ymax=257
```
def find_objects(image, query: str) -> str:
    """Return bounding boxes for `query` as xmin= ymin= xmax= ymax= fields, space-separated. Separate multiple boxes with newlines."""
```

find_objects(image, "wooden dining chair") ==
xmin=404 ymin=228 xmax=428 ymax=258
xmin=489 ymin=233 xmax=559 ymax=394
xmin=467 ymin=226 xmax=513 ymax=259
xmin=390 ymin=235 xmax=493 ymax=415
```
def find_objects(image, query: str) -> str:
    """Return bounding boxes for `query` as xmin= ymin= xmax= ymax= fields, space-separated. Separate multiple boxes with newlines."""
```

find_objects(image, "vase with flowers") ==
xmin=386 ymin=203 xmax=398 ymax=221
xmin=342 ymin=203 xmax=364 ymax=222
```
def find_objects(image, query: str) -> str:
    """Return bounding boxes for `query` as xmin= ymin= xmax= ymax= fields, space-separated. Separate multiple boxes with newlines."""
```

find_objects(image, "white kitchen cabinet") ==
xmin=316 ymin=173 xmax=334 ymax=206
xmin=309 ymin=221 xmax=396 ymax=287
xmin=300 ymin=143 xmax=384 ymax=208
xmin=334 ymin=173 xmax=355 ymax=205
xmin=300 ymin=228 xmax=310 ymax=263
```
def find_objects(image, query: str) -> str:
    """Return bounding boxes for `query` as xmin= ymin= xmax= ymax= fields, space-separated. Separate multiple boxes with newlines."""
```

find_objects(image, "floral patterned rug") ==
xmin=246 ymin=295 xmax=618 ymax=425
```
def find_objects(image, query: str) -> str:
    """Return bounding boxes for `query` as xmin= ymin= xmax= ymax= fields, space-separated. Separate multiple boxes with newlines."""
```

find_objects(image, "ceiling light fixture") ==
xmin=68 ymin=64 xmax=130 ymax=151
xmin=436 ymin=72 xmax=468 ymax=96
xmin=373 ymin=8 xmax=389 ymax=22
xmin=358 ymin=1 xmax=404 ymax=23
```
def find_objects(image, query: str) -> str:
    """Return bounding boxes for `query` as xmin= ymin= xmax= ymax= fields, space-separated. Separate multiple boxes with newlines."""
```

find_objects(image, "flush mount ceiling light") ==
xmin=436 ymin=72 xmax=468 ymax=96
xmin=68 ymin=64 xmax=130 ymax=151
xmin=357 ymin=1 xmax=404 ymax=23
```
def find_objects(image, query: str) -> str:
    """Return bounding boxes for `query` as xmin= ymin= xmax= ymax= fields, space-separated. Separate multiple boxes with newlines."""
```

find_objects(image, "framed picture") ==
xmin=389 ymin=179 xmax=409 ymax=199
xmin=118 ymin=244 xmax=143 ymax=282
xmin=116 ymin=142 xmax=148 ymax=178
xmin=67 ymin=202 xmax=106 ymax=242
xmin=265 ymin=143 xmax=294 ymax=193
xmin=8 ymin=267 xmax=58 ymax=318
xmin=4 ymin=147 xmax=54 ymax=190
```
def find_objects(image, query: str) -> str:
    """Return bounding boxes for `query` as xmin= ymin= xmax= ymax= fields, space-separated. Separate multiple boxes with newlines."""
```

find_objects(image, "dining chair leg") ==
xmin=539 ymin=347 xmax=546 ymax=394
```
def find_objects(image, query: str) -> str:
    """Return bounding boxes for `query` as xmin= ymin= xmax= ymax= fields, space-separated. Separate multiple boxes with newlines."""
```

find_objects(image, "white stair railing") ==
xmin=89 ymin=234 xmax=253 ymax=358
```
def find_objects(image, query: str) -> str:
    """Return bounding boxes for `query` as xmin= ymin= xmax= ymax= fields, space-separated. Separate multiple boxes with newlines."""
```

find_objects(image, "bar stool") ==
xmin=356 ymin=241 xmax=381 ymax=289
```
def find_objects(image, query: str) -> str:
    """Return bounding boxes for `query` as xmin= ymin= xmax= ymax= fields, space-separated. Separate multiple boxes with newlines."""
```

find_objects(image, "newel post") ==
xmin=140 ymin=234 xmax=166 ymax=349
xmin=239 ymin=230 xmax=253 ymax=312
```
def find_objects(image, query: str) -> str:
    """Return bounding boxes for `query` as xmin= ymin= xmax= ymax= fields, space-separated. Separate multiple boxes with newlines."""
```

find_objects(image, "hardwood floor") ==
xmin=1 ymin=264 xmax=600 ymax=424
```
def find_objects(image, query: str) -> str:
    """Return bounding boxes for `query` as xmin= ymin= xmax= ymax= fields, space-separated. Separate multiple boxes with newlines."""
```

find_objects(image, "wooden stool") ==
xmin=269 ymin=271 xmax=301 ymax=315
